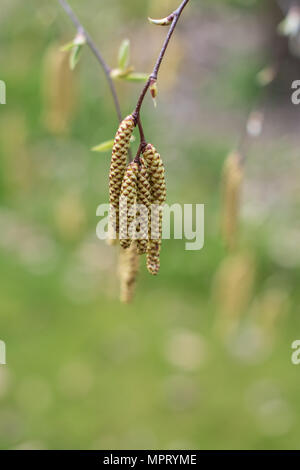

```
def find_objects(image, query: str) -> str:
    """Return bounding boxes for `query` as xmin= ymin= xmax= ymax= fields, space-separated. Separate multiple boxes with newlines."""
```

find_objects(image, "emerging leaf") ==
xmin=91 ymin=139 xmax=115 ymax=153
xmin=61 ymin=32 xmax=86 ymax=52
xmin=61 ymin=40 xmax=76 ymax=52
xmin=110 ymin=66 xmax=134 ymax=80
xmin=118 ymin=39 xmax=130 ymax=70
xmin=123 ymin=73 xmax=149 ymax=82
xmin=148 ymin=15 xmax=174 ymax=26
xmin=150 ymin=78 xmax=158 ymax=107
xmin=70 ymin=44 xmax=82 ymax=70
xmin=92 ymin=135 xmax=135 ymax=153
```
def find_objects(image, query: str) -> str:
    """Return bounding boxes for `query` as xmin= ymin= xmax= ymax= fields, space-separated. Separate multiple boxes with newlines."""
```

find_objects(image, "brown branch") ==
xmin=134 ymin=116 xmax=147 ymax=162
xmin=132 ymin=0 xmax=190 ymax=145
xmin=133 ymin=0 xmax=190 ymax=118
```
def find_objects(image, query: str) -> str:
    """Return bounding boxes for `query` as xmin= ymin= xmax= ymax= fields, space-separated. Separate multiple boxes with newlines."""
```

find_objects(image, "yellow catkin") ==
xmin=221 ymin=151 xmax=243 ymax=251
xmin=42 ymin=45 xmax=76 ymax=135
xmin=143 ymin=143 xmax=166 ymax=275
xmin=119 ymin=242 xmax=140 ymax=303
xmin=119 ymin=162 xmax=139 ymax=249
xmin=136 ymin=158 xmax=151 ymax=255
xmin=146 ymin=239 xmax=161 ymax=275
xmin=143 ymin=143 xmax=167 ymax=205
xmin=213 ymin=252 xmax=255 ymax=338
xmin=109 ymin=115 xmax=135 ymax=236
xmin=0 ymin=111 xmax=33 ymax=194
xmin=54 ymin=190 xmax=86 ymax=242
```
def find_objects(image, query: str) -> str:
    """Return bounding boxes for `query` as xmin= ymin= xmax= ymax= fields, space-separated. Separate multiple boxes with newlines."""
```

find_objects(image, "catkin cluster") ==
xmin=109 ymin=121 xmax=166 ymax=282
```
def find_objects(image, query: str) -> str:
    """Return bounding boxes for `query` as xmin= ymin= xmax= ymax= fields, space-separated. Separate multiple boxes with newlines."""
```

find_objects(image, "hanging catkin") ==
xmin=221 ymin=151 xmax=243 ymax=251
xmin=109 ymin=115 xmax=135 ymax=236
xmin=142 ymin=143 xmax=166 ymax=275
xmin=42 ymin=45 xmax=76 ymax=135
xmin=136 ymin=157 xmax=151 ymax=255
xmin=213 ymin=252 xmax=255 ymax=339
xmin=143 ymin=143 xmax=167 ymax=206
xmin=119 ymin=161 xmax=139 ymax=249
xmin=146 ymin=239 xmax=161 ymax=275
xmin=119 ymin=242 xmax=140 ymax=303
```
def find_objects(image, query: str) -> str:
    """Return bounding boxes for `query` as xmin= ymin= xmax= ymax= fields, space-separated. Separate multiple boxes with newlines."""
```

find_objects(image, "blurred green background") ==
xmin=0 ymin=0 xmax=300 ymax=450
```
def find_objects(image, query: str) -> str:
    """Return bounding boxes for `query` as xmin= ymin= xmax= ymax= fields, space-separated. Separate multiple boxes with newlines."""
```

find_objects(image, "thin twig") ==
xmin=133 ymin=0 xmax=190 ymax=144
xmin=58 ymin=0 xmax=122 ymax=123
xmin=137 ymin=116 xmax=146 ymax=146
xmin=134 ymin=116 xmax=147 ymax=162
xmin=134 ymin=0 xmax=190 ymax=117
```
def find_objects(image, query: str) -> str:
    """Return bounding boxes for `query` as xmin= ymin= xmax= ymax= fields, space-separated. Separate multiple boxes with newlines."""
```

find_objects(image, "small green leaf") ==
xmin=91 ymin=139 xmax=115 ymax=153
xmin=70 ymin=44 xmax=82 ymax=70
xmin=111 ymin=66 xmax=135 ymax=80
xmin=123 ymin=73 xmax=149 ymax=82
xmin=61 ymin=32 xmax=86 ymax=53
xmin=118 ymin=39 xmax=130 ymax=70
xmin=61 ymin=40 xmax=76 ymax=52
